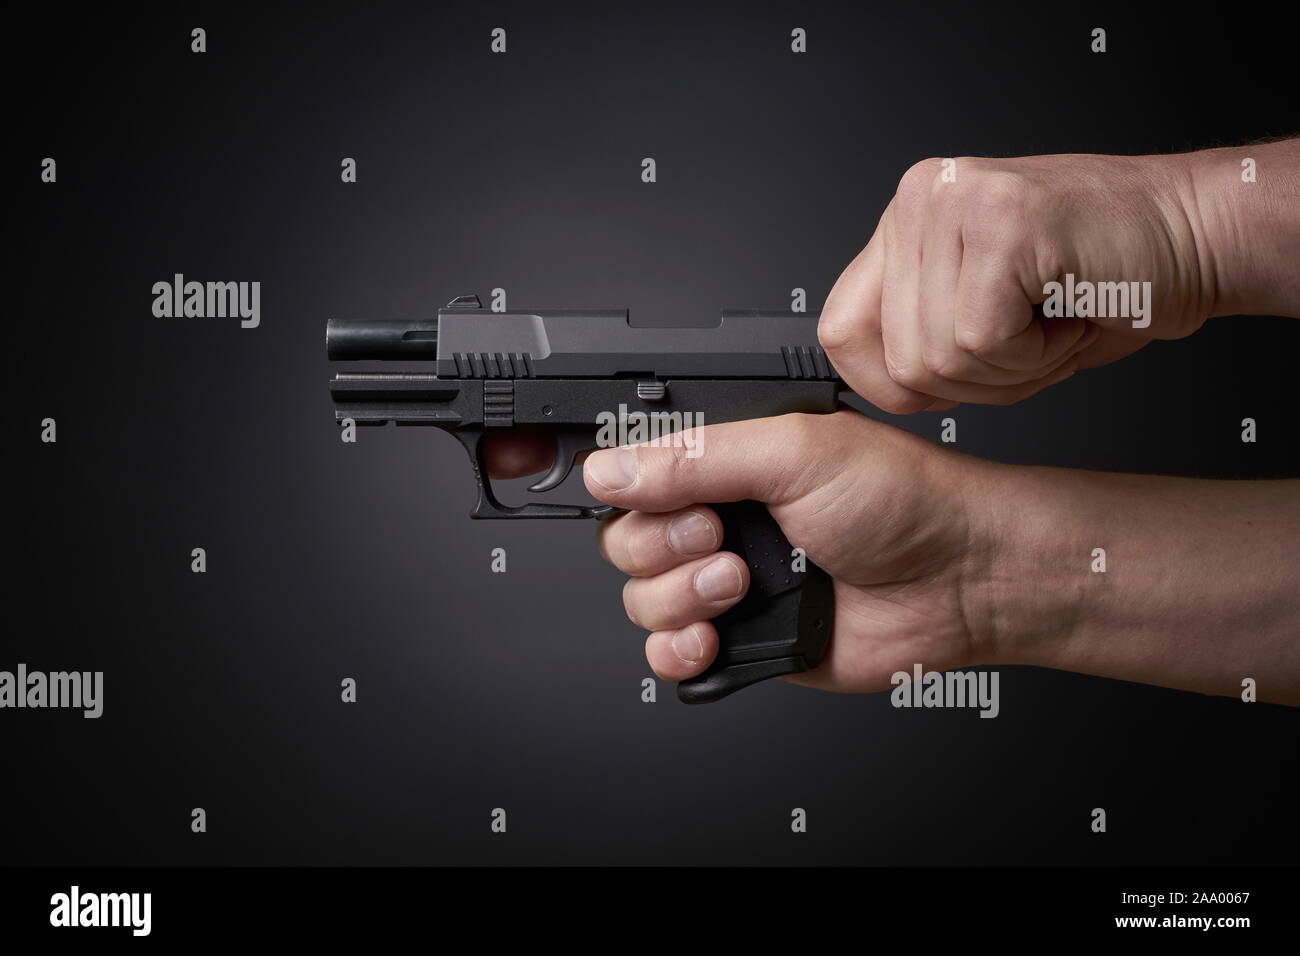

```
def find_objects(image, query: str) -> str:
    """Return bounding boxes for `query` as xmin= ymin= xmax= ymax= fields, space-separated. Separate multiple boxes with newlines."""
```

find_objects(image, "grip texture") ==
xmin=676 ymin=500 xmax=833 ymax=704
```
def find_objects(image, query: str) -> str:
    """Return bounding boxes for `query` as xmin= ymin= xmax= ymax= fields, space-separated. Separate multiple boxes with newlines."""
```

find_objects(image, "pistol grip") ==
xmin=676 ymin=500 xmax=833 ymax=704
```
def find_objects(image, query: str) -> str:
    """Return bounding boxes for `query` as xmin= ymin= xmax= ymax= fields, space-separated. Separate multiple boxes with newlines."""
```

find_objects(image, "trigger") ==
xmin=527 ymin=431 xmax=596 ymax=493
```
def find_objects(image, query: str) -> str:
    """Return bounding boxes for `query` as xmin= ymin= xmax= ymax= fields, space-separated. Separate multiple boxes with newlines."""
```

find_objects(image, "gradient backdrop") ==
xmin=9 ymin=1 xmax=1299 ymax=865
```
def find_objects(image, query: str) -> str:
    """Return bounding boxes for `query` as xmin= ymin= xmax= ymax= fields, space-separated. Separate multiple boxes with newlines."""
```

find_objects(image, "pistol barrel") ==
xmin=326 ymin=318 xmax=438 ymax=360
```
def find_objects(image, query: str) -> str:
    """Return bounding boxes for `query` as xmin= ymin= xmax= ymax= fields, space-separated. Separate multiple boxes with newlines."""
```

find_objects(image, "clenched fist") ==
xmin=818 ymin=144 xmax=1300 ymax=412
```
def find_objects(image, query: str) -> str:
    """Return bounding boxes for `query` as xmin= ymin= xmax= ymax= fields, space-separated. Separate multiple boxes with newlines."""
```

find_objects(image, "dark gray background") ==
xmin=9 ymin=1 xmax=1298 ymax=865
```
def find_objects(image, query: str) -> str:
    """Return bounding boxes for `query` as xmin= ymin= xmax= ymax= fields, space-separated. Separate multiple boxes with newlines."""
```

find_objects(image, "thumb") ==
xmin=581 ymin=414 xmax=834 ymax=513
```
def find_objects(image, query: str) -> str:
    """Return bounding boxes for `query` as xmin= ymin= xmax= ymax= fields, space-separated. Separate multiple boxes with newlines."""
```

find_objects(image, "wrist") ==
xmin=1173 ymin=147 xmax=1243 ymax=318
xmin=957 ymin=461 xmax=1090 ymax=671
xmin=1175 ymin=142 xmax=1300 ymax=319
xmin=1125 ymin=149 xmax=1225 ymax=324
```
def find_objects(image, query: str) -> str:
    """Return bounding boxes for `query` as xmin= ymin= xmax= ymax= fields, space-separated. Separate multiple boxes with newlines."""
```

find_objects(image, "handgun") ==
xmin=327 ymin=295 xmax=841 ymax=703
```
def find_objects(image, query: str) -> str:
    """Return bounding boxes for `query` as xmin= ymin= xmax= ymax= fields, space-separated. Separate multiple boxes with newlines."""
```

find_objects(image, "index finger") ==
xmin=481 ymin=430 xmax=555 ymax=479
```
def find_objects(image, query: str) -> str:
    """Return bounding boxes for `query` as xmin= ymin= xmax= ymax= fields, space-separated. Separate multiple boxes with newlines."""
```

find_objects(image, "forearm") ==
xmin=1179 ymin=138 xmax=1300 ymax=319
xmin=972 ymin=465 xmax=1300 ymax=704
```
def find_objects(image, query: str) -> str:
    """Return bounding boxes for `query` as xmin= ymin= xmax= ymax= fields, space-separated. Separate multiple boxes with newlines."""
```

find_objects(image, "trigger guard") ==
xmin=452 ymin=428 xmax=612 ymax=519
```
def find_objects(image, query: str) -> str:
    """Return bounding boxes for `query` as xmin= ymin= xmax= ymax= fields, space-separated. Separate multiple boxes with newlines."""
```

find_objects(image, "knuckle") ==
xmin=1034 ymin=238 xmax=1067 ymax=283
xmin=623 ymin=523 xmax=660 ymax=574
xmin=957 ymin=173 xmax=1034 ymax=251
xmin=971 ymin=170 xmax=1030 ymax=212
xmin=920 ymin=345 xmax=958 ymax=379
xmin=660 ymin=439 xmax=693 ymax=487
xmin=895 ymin=158 xmax=943 ymax=207
xmin=594 ymin=525 xmax=616 ymax=566
xmin=900 ymin=367 xmax=931 ymax=390
xmin=639 ymin=438 xmax=689 ymax=487
xmin=628 ymin=578 xmax=675 ymax=631
xmin=954 ymin=321 xmax=996 ymax=356
xmin=885 ymin=352 xmax=928 ymax=390
xmin=621 ymin=580 xmax=646 ymax=629
xmin=817 ymin=317 xmax=855 ymax=353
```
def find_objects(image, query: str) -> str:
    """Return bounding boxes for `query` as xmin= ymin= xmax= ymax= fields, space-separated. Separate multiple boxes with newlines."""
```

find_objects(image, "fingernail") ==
xmin=694 ymin=557 xmax=742 ymax=602
xmin=668 ymin=511 xmax=717 ymax=555
xmin=585 ymin=446 xmax=638 ymax=492
xmin=671 ymin=625 xmax=704 ymax=664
